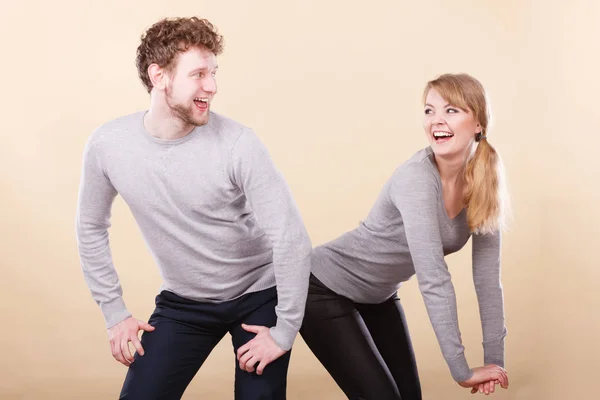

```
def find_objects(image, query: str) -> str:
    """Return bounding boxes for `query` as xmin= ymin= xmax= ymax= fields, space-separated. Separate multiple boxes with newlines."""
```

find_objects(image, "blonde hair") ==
xmin=423 ymin=73 xmax=509 ymax=234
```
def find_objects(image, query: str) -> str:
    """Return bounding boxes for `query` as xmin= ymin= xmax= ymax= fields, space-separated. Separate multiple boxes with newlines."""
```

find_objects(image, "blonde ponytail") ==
xmin=463 ymin=137 xmax=507 ymax=234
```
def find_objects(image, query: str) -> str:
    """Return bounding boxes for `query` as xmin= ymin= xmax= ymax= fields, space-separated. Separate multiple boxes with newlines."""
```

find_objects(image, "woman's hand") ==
xmin=470 ymin=379 xmax=501 ymax=395
xmin=458 ymin=365 xmax=509 ymax=391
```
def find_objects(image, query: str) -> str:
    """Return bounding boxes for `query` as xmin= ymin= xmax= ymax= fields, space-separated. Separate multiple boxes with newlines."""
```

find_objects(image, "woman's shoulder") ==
xmin=391 ymin=147 xmax=440 ymax=186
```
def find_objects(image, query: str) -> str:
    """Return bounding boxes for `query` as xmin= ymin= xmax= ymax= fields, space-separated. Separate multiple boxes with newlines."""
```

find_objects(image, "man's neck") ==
xmin=143 ymin=102 xmax=195 ymax=141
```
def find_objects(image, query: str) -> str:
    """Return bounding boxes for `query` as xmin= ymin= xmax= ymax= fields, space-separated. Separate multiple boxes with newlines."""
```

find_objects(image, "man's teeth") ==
xmin=433 ymin=131 xmax=453 ymax=138
xmin=195 ymin=98 xmax=208 ymax=103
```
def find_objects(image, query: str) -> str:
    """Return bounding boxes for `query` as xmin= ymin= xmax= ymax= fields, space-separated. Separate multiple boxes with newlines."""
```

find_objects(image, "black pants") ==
xmin=300 ymin=274 xmax=422 ymax=400
xmin=119 ymin=287 xmax=290 ymax=400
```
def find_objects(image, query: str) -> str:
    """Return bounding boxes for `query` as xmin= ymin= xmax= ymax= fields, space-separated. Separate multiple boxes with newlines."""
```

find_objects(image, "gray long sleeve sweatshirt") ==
xmin=311 ymin=147 xmax=506 ymax=382
xmin=75 ymin=110 xmax=312 ymax=351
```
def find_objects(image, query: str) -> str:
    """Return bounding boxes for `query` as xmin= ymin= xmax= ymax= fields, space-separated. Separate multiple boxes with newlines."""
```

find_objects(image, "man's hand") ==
xmin=107 ymin=316 xmax=155 ymax=366
xmin=236 ymin=324 xmax=286 ymax=375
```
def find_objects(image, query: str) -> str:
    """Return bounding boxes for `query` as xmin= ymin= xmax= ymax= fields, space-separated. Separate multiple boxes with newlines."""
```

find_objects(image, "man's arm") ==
xmin=230 ymin=128 xmax=312 ymax=373
xmin=75 ymin=137 xmax=154 ymax=366
xmin=75 ymin=138 xmax=129 ymax=327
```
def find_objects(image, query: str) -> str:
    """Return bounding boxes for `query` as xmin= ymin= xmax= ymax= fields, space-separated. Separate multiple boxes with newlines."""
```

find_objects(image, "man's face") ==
xmin=164 ymin=46 xmax=218 ymax=126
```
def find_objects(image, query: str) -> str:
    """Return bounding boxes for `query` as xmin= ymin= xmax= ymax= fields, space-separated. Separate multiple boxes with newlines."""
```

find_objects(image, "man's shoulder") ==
xmin=88 ymin=111 xmax=145 ymax=146
xmin=208 ymin=112 xmax=250 ymax=138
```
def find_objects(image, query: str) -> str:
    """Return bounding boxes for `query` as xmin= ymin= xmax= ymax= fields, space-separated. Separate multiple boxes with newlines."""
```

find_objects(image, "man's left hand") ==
xmin=236 ymin=324 xmax=287 ymax=375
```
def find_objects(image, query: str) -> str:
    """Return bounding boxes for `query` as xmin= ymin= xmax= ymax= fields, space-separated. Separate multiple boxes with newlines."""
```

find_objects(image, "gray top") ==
xmin=311 ymin=147 xmax=506 ymax=382
xmin=75 ymin=111 xmax=312 ymax=350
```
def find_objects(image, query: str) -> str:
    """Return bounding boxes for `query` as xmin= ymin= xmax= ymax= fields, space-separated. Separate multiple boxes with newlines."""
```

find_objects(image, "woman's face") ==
xmin=423 ymin=88 xmax=482 ymax=159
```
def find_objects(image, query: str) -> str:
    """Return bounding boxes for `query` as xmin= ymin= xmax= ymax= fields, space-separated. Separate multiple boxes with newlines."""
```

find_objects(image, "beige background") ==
xmin=1 ymin=0 xmax=598 ymax=399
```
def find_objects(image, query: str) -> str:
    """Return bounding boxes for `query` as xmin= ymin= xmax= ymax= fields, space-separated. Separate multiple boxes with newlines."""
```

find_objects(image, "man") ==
xmin=75 ymin=17 xmax=311 ymax=400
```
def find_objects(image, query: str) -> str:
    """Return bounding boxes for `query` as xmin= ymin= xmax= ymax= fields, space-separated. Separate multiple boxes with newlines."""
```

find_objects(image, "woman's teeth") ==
xmin=433 ymin=131 xmax=453 ymax=139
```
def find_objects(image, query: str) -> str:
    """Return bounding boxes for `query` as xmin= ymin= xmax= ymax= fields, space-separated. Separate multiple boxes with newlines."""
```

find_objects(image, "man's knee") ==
xmin=235 ymin=353 xmax=290 ymax=400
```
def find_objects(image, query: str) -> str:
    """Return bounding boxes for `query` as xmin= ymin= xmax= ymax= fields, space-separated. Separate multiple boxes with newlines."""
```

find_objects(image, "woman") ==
xmin=300 ymin=73 xmax=510 ymax=399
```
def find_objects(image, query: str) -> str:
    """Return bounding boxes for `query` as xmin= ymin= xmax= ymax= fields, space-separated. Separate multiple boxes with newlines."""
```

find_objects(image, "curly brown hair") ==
xmin=136 ymin=17 xmax=224 ymax=93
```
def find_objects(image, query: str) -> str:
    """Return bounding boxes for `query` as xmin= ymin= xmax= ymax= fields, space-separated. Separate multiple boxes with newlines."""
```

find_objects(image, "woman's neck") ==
xmin=434 ymin=153 xmax=466 ymax=186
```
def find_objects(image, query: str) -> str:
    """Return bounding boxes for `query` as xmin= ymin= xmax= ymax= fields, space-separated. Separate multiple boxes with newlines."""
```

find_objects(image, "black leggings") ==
xmin=300 ymin=274 xmax=422 ymax=400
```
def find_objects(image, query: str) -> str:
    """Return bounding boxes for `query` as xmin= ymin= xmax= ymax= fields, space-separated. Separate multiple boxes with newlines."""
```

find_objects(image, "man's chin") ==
xmin=191 ymin=109 xmax=210 ymax=126
xmin=181 ymin=114 xmax=208 ymax=127
xmin=192 ymin=116 xmax=209 ymax=127
xmin=170 ymin=105 xmax=210 ymax=127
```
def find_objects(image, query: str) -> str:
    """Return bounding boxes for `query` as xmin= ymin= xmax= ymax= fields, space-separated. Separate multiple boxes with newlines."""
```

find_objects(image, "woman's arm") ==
xmin=472 ymin=231 xmax=507 ymax=367
xmin=390 ymin=162 xmax=472 ymax=382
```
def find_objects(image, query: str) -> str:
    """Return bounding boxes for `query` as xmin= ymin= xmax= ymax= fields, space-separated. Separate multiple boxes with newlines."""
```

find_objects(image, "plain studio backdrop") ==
xmin=1 ymin=0 xmax=598 ymax=399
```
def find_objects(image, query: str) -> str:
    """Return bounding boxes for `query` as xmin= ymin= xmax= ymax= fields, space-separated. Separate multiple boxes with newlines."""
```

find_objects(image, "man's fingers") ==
xmin=241 ymin=324 xmax=261 ymax=334
xmin=139 ymin=321 xmax=155 ymax=332
xmin=130 ymin=335 xmax=145 ymax=357
xmin=111 ymin=340 xmax=127 ymax=366
xmin=121 ymin=339 xmax=134 ymax=364
xmin=239 ymin=349 xmax=254 ymax=371
xmin=256 ymin=358 xmax=269 ymax=376
xmin=114 ymin=347 xmax=129 ymax=366
xmin=239 ymin=345 xmax=261 ymax=372
xmin=237 ymin=342 xmax=251 ymax=360
xmin=245 ymin=356 xmax=259 ymax=373
xmin=110 ymin=340 xmax=118 ymax=358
